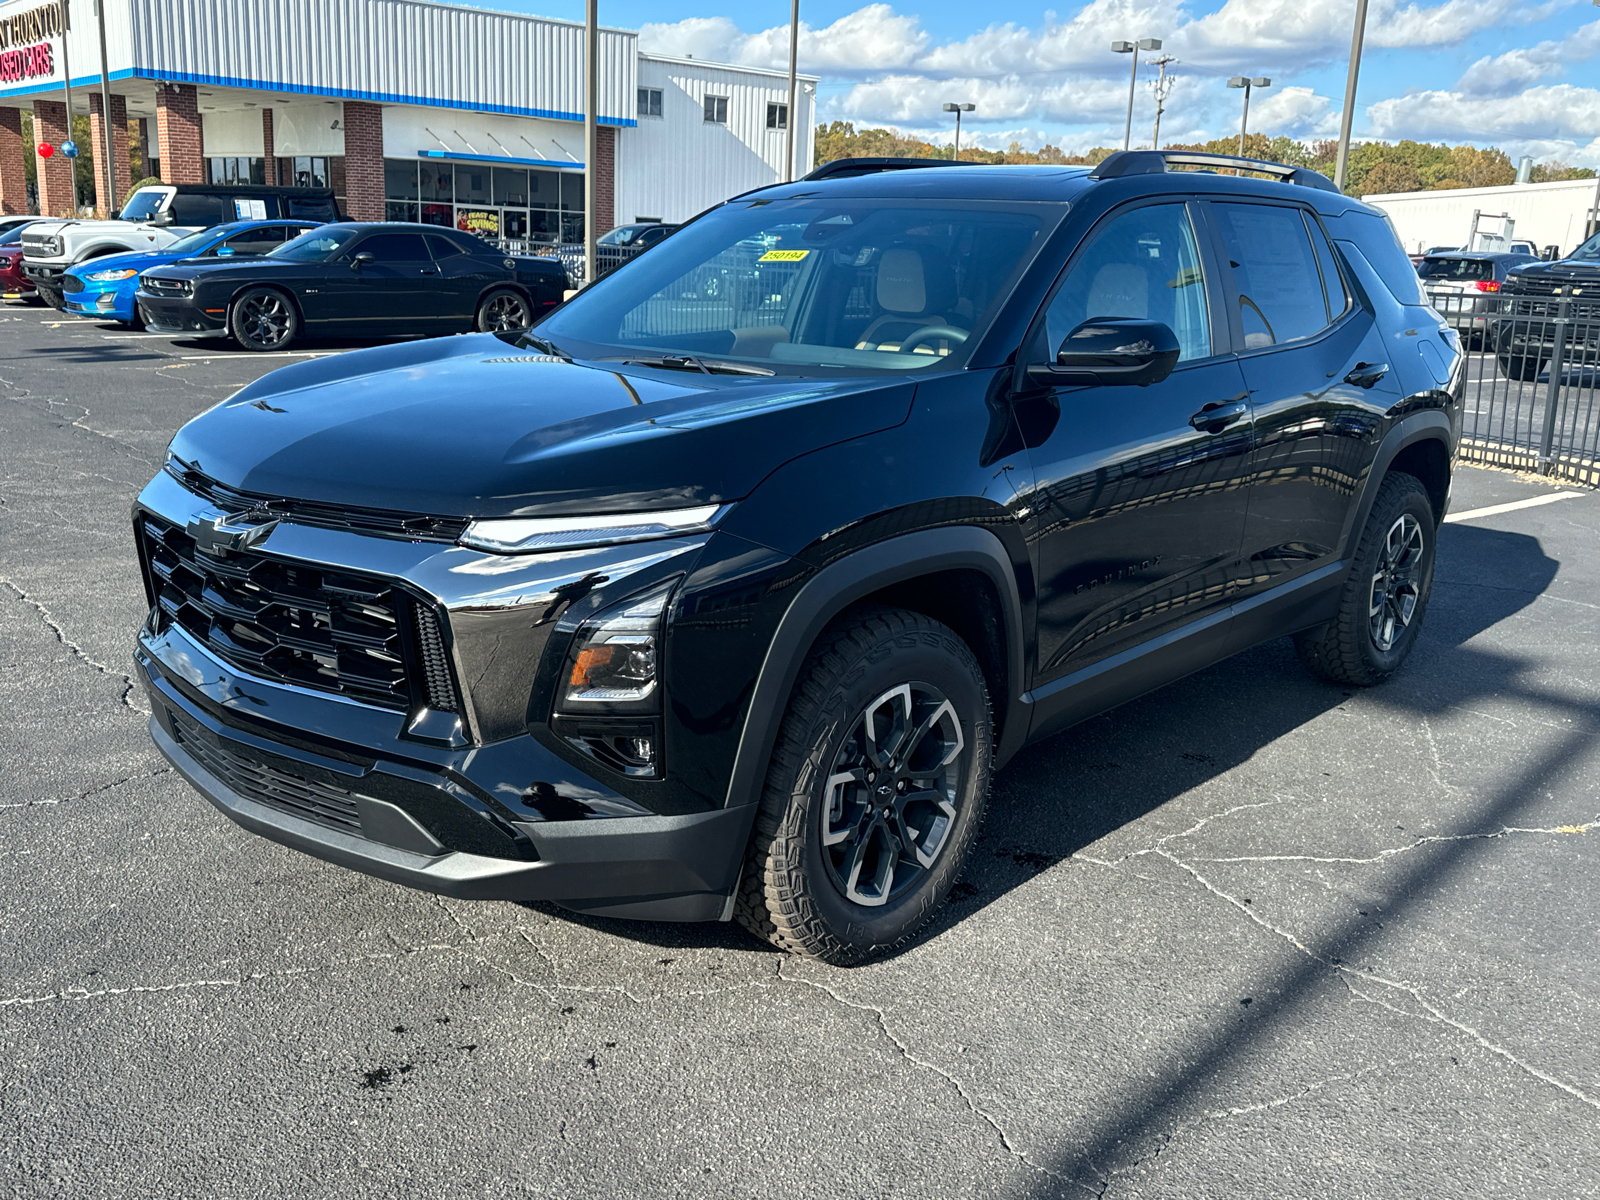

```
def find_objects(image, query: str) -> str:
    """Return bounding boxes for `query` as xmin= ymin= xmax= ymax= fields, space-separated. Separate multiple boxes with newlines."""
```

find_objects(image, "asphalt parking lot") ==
xmin=3 ymin=302 xmax=1598 ymax=1199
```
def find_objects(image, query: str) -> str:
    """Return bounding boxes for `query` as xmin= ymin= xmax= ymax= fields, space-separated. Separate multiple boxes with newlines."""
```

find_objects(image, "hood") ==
xmin=66 ymin=246 xmax=180 ymax=276
xmin=169 ymin=334 xmax=915 ymax=518
xmin=1508 ymin=260 xmax=1600 ymax=286
xmin=155 ymin=256 xmax=299 ymax=280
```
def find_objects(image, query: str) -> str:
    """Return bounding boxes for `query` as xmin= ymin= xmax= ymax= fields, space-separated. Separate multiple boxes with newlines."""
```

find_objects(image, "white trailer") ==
xmin=1366 ymin=177 xmax=1600 ymax=258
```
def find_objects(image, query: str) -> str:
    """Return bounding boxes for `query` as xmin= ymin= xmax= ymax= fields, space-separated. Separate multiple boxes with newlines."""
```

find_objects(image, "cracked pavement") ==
xmin=2 ymin=303 xmax=1598 ymax=1198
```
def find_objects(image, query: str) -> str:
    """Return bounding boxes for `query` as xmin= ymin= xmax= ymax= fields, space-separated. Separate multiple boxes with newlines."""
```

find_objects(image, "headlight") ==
xmin=85 ymin=268 xmax=138 ymax=282
xmin=559 ymin=582 xmax=674 ymax=709
xmin=460 ymin=504 xmax=724 ymax=554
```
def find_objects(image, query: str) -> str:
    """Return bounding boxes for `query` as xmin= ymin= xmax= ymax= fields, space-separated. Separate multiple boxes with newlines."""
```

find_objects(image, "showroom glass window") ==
xmin=382 ymin=158 xmax=588 ymax=244
xmin=207 ymin=157 xmax=265 ymax=186
xmin=1043 ymin=203 xmax=1211 ymax=362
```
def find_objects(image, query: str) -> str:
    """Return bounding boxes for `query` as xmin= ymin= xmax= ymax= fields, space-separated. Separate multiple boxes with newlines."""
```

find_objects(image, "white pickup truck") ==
xmin=22 ymin=182 xmax=342 ymax=308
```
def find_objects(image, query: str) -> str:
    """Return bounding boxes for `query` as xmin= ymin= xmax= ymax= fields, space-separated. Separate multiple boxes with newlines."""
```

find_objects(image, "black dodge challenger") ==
xmin=135 ymin=223 xmax=569 ymax=351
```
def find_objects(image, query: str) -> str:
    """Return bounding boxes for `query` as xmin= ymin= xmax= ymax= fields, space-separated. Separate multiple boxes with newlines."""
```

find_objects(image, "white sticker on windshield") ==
xmin=235 ymin=199 xmax=268 ymax=220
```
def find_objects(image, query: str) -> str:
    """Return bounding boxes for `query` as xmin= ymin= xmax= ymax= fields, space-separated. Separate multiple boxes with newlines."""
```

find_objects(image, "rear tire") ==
xmin=476 ymin=288 xmax=532 ymax=333
xmin=230 ymin=287 xmax=298 ymax=352
xmin=1295 ymin=471 xmax=1436 ymax=687
xmin=1497 ymin=351 xmax=1544 ymax=382
xmin=734 ymin=607 xmax=992 ymax=965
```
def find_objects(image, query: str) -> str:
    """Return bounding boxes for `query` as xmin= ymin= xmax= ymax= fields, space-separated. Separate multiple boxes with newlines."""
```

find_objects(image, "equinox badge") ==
xmin=187 ymin=512 xmax=278 ymax=557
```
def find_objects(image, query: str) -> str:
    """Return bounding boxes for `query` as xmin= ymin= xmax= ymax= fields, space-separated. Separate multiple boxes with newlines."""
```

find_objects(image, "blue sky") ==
xmin=480 ymin=0 xmax=1600 ymax=163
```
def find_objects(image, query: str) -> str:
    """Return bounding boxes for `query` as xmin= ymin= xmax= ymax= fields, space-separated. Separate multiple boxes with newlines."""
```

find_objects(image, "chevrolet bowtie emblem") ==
xmin=187 ymin=511 xmax=279 ymax=556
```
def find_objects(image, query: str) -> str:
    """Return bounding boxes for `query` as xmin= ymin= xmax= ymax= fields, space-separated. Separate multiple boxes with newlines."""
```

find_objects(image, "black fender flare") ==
xmin=721 ymin=525 xmax=1029 ymax=811
xmin=1338 ymin=410 xmax=1455 ymax=553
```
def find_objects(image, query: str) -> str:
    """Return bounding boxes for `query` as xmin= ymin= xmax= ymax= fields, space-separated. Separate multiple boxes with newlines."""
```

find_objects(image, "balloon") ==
xmin=61 ymin=140 xmax=78 ymax=159
xmin=36 ymin=142 xmax=53 ymax=158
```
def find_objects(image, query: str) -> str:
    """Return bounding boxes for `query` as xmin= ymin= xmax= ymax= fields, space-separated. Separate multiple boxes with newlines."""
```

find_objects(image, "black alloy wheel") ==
xmin=230 ymin=287 xmax=299 ymax=352
xmin=1295 ymin=471 xmax=1437 ymax=686
xmin=477 ymin=288 xmax=533 ymax=333
xmin=736 ymin=607 xmax=992 ymax=964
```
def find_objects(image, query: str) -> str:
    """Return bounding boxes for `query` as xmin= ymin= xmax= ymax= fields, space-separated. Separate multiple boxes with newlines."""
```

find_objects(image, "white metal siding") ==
xmin=1367 ymin=178 xmax=1600 ymax=257
xmin=125 ymin=0 xmax=635 ymax=125
xmin=614 ymin=56 xmax=815 ymax=224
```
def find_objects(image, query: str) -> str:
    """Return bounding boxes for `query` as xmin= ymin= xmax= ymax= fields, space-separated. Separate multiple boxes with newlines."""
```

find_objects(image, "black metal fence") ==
xmin=1431 ymin=290 xmax=1600 ymax=488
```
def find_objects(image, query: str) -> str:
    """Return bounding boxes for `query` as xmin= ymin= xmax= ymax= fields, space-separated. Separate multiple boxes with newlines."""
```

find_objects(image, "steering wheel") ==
xmin=898 ymin=324 xmax=970 ymax=355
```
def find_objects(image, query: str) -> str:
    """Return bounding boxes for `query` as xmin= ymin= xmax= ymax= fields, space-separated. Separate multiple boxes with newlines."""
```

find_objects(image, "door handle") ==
xmin=1189 ymin=395 xmax=1250 ymax=433
xmin=1345 ymin=361 xmax=1389 ymax=389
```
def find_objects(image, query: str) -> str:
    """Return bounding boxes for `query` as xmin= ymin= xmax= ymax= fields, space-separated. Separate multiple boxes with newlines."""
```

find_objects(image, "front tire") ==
xmin=1295 ymin=471 xmax=1437 ymax=686
xmin=230 ymin=287 xmax=298 ymax=352
xmin=476 ymin=288 xmax=533 ymax=332
xmin=734 ymin=607 xmax=992 ymax=965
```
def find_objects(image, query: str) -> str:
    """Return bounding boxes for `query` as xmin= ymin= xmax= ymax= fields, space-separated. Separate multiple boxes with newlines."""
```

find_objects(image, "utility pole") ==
xmin=1333 ymin=0 xmax=1370 ymax=193
xmin=583 ymin=0 xmax=597 ymax=288
xmin=1149 ymin=55 xmax=1176 ymax=151
xmin=783 ymin=0 xmax=799 ymax=181
xmin=95 ymin=0 xmax=115 ymax=215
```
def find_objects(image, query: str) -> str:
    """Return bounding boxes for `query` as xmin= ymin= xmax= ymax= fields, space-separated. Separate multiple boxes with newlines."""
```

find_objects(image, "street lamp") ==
xmin=1227 ymin=75 xmax=1270 ymax=158
xmin=1111 ymin=38 xmax=1161 ymax=151
xmin=1333 ymin=0 xmax=1370 ymax=192
xmin=943 ymin=102 xmax=974 ymax=161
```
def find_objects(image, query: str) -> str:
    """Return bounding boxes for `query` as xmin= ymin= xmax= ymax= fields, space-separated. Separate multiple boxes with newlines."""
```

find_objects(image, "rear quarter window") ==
xmin=169 ymin=194 xmax=227 ymax=227
xmin=1336 ymin=211 xmax=1428 ymax=305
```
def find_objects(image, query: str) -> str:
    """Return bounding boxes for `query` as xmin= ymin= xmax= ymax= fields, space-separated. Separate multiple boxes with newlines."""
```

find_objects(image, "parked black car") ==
xmin=136 ymin=223 xmax=569 ymax=350
xmin=1492 ymin=229 xmax=1600 ymax=380
xmin=132 ymin=152 xmax=1461 ymax=963
xmin=1417 ymin=250 xmax=1538 ymax=345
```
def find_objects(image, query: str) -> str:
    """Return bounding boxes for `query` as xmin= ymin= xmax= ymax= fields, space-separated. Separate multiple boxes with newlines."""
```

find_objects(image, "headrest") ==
xmin=1086 ymin=262 xmax=1149 ymax=320
xmin=877 ymin=249 xmax=927 ymax=314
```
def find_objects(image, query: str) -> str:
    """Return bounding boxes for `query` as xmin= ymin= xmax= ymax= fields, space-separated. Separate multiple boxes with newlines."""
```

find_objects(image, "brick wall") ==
xmin=155 ymin=84 xmax=203 ymax=185
xmin=262 ymin=109 xmax=276 ymax=185
xmin=596 ymin=125 xmax=614 ymax=235
xmin=31 ymin=100 xmax=74 ymax=218
xmin=88 ymin=93 xmax=132 ymax=215
xmin=342 ymin=101 xmax=383 ymax=221
xmin=0 ymin=107 xmax=25 ymax=216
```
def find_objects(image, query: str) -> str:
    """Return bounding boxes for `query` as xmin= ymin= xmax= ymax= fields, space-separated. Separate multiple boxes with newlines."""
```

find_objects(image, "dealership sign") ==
xmin=0 ymin=41 xmax=52 ymax=83
xmin=0 ymin=2 xmax=64 ymax=50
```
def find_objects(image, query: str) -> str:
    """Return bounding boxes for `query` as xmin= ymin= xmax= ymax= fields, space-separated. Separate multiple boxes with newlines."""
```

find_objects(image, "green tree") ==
xmin=1358 ymin=161 xmax=1424 ymax=196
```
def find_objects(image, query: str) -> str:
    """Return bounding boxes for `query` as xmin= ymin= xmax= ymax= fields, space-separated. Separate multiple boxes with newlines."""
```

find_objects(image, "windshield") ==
xmin=599 ymin=226 xmax=645 ymax=246
xmin=119 ymin=189 xmax=170 ymax=222
xmin=1419 ymin=257 xmax=1493 ymax=281
xmin=541 ymin=198 xmax=1057 ymax=374
xmin=164 ymin=228 xmax=224 ymax=256
xmin=1567 ymin=231 xmax=1600 ymax=262
xmin=0 ymin=224 xmax=30 ymax=247
xmin=268 ymin=225 xmax=361 ymax=261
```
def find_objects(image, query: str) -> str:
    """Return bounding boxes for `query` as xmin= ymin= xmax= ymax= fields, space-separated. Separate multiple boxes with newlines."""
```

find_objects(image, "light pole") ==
xmin=943 ymin=102 xmax=973 ymax=160
xmin=1149 ymin=54 xmax=1176 ymax=151
xmin=583 ymin=0 xmax=597 ymax=288
xmin=1227 ymin=76 xmax=1270 ymax=158
xmin=1333 ymin=0 xmax=1369 ymax=192
xmin=783 ymin=0 xmax=799 ymax=182
xmin=1111 ymin=38 xmax=1160 ymax=151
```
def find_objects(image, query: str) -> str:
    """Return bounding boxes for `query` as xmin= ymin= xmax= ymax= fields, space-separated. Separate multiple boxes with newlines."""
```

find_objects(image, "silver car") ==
xmin=1418 ymin=251 xmax=1538 ymax=346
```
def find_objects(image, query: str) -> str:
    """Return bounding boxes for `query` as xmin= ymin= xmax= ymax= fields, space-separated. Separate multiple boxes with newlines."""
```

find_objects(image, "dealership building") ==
xmin=0 ymin=0 xmax=816 ymax=238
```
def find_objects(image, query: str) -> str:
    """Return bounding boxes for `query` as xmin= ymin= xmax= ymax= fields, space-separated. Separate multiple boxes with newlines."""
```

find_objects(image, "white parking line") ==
xmin=1443 ymin=492 xmax=1585 ymax=523
xmin=177 ymin=351 xmax=337 ymax=360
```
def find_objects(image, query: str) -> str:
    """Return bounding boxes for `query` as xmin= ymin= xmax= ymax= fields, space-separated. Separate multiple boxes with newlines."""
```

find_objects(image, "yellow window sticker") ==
xmin=758 ymin=249 xmax=810 ymax=262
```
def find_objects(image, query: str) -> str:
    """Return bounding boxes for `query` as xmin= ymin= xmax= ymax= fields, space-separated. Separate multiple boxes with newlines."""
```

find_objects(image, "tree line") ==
xmin=813 ymin=121 xmax=1596 ymax=197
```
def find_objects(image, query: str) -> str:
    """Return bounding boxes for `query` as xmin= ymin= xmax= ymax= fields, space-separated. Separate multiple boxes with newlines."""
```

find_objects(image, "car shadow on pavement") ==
xmin=525 ymin=524 xmax=1569 ymax=974
xmin=17 ymin=342 xmax=168 ymax=364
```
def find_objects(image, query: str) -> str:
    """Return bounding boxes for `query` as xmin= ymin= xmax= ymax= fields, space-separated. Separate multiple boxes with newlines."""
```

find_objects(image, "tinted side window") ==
xmin=169 ymin=194 xmax=226 ymax=226
xmin=1305 ymin=214 xmax=1350 ymax=320
xmin=1213 ymin=202 xmax=1329 ymax=349
xmin=1337 ymin=211 xmax=1427 ymax=305
xmin=287 ymin=197 xmax=338 ymax=220
xmin=221 ymin=226 xmax=292 ymax=255
xmin=356 ymin=232 xmax=431 ymax=262
xmin=1044 ymin=202 xmax=1211 ymax=362
xmin=426 ymin=233 xmax=473 ymax=259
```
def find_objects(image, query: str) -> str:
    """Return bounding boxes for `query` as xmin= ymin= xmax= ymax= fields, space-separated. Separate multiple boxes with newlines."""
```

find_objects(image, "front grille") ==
xmin=168 ymin=462 xmax=468 ymax=544
xmin=143 ymin=276 xmax=191 ymax=295
xmin=61 ymin=274 xmax=83 ymax=294
xmin=413 ymin=605 xmax=459 ymax=713
xmin=1502 ymin=280 xmax=1600 ymax=321
xmin=141 ymin=512 xmax=417 ymax=710
xmin=168 ymin=705 xmax=363 ymax=833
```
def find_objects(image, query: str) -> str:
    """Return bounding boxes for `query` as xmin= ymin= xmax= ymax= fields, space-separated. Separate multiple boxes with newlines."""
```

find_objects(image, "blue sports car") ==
xmin=61 ymin=219 xmax=324 ymax=325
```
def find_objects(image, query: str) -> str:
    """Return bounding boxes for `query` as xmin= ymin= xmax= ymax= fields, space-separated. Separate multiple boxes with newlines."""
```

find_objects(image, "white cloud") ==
xmin=1368 ymin=84 xmax=1600 ymax=143
xmin=1455 ymin=18 xmax=1600 ymax=97
xmin=1247 ymin=86 xmax=1340 ymax=140
xmin=640 ymin=4 xmax=927 ymax=73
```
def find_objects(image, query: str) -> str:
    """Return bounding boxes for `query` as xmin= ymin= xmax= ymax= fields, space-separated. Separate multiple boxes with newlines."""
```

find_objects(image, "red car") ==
xmin=1 ymin=221 xmax=39 ymax=299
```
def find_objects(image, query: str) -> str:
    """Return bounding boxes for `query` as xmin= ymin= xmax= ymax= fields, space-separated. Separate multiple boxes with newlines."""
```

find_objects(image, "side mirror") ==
xmin=351 ymin=251 xmax=375 ymax=269
xmin=149 ymin=211 xmax=173 ymax=227
xmin=1026 ymin=317 xmax=1182 ymax=388
xmin=216 ymin=246 xmax=235 ymax=257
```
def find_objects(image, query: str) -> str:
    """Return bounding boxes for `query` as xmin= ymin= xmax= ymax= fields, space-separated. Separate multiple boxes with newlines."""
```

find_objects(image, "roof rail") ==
xmin=1089 ymin=150 xmax=1341 ymax=194
xmin=801 ymin=157 xmax=984 ymax=182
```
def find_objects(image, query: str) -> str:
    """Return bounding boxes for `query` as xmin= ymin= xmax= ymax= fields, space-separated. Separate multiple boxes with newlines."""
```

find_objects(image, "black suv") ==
xmin=1492 ymin=228 xmax=1600 ymax=380
xmin=131 ymin=152 xmax=1461 ymax=964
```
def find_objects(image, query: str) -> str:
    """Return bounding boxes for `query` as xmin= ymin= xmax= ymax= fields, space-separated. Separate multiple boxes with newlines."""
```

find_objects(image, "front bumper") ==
xmin=136 ymin=291 xmax=229 ymax=337
xmin=63 ymin=281 xmax=136 ymax=321
xmin=134 ymin=469 xmax=745 ymax=920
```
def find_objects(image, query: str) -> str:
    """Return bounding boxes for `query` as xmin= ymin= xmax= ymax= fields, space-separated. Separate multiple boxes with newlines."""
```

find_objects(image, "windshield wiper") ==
xmin=512 ymin=333 xmax=573 ymax=360
xmin=598 ymin=354 xmax=775 ymax=377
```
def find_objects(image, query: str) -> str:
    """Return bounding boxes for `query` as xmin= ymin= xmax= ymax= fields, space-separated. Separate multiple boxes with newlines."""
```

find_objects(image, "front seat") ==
xmin=1084 ymin=261 xmax=1150 ymax=321
xmin=855 ymin=249 xmax=960 ymax=353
